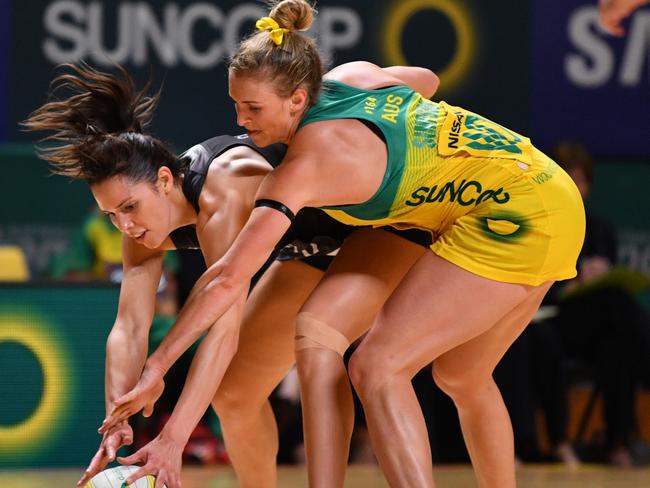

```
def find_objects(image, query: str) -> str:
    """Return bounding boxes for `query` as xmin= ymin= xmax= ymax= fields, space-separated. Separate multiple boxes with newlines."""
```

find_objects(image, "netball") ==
xmin=84 ymin=465 xmax=161 ymax=488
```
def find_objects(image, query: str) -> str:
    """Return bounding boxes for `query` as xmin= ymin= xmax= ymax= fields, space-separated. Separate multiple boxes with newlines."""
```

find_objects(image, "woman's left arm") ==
xmin=114 ymin=292 xmax=247 ymax=488
xmin=326 ymin=61 xmax=440 ymax=99
xmin=146 ymin=205 xmax=293 ymax=374
xmin=382 ymin=66 xmax=440 ymax=98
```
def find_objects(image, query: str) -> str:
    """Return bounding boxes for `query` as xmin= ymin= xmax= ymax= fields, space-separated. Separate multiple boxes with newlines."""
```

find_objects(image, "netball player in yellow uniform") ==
xmin=104 ymin=1 xmax=585 ymax=487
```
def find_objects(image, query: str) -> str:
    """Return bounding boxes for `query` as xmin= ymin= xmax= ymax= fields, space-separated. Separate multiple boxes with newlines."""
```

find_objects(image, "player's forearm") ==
xmin=146 ymin=273 xmax=248 ymax=377
xmin=159 ymin=295 xmax=245 ymax=445
xmin=147 ymin=207 xmax=290 ymax=376
xmin=105 ymin=322 xmax=149 ymax=414
xmin=383 ymin=66 xmax=440 ymax=99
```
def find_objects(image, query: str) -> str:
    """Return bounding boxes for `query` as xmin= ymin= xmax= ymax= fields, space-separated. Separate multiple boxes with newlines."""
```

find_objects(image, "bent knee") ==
xmin=348 ymin=348 xmax=404 ymax=398
xmin=294 ymin=312 xmax=351 ymax=357
xmin=432 ymin=361 xmax=494 ymax=402
xmin=212 ymin=388 xmax=241 ymax=417
xmin=213 ymin=385 xmax=263 ymax=419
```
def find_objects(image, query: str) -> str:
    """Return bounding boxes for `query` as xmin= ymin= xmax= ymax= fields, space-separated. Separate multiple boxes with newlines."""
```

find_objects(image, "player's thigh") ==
xmin=352 ymin=251 xmax=536 ymax=379
xmin=432 ymin=281 xmax=552 ymax=392
xmin=218 ymin=259 xmax=324 ymax=399
xmin=300 ymin=227 xmax=428 ymax=343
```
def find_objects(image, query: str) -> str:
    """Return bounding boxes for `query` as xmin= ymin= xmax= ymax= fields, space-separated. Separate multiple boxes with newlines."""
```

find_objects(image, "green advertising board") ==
xmin=0 ymin=284 xmax=118 ymax=468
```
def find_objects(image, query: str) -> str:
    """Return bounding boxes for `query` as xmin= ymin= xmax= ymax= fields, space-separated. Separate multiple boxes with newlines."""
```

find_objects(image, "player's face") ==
xmin=91 ymin=176 xmax=171 ymax=249
xmin=229 ymin=72 xmax=307 ymax=146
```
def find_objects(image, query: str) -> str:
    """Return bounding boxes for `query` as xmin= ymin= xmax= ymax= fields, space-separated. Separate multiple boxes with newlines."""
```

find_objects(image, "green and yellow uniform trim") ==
xmin=299 ymin=80 xmax=585 ymax=285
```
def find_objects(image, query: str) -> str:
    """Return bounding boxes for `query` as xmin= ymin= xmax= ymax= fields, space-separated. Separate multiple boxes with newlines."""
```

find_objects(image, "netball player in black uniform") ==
xmin=24 ymin=64 xmax=433 ymax=488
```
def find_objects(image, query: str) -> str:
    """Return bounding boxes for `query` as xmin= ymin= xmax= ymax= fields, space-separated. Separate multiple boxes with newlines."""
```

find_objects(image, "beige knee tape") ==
xmin=295 ymin=312 xmax=350 ymax=356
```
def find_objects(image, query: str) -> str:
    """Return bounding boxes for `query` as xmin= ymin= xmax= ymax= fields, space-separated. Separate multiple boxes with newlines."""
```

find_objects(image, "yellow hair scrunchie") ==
xmin=256 ymin=17 xmax=290 ymax=46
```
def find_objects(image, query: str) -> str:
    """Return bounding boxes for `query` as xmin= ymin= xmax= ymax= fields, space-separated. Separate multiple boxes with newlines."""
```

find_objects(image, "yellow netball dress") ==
xmin=299 ymin=80 xmax=585 ymax=286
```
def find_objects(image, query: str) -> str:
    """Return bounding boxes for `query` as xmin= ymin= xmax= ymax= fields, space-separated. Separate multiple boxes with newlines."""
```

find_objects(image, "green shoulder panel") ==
xmin=300 ymin=80 xmax=418 ymax=220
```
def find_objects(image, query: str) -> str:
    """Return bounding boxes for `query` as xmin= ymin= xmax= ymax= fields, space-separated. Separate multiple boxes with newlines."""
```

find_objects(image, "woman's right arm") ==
xmin=326 ymin=61 xmax=440 ymax=99
xmin=381 ymin=66 xmax=440 ymax=98
xmin=599 ymin=0 xmax=650 ymax=35
xmin=78 ymin=237 xmax=163 ymax=486
xmin=106 ymin=237 xmax=164 ymax=412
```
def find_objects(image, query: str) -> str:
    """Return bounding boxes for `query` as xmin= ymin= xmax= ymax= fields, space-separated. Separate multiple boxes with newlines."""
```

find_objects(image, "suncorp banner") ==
xmin=40 ymin=1 xmax=362 ymax=69
xmin=8 ymin=0 xmax=368 ymax=145
xmin=6 ymin=0 xmax=531 ymax=146
xmin=531 ymin=0 xmax=650 ymax=156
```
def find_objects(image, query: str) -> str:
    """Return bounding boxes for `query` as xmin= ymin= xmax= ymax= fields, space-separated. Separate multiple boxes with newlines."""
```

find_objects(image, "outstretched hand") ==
xmin=77 ymin=422 xmax=133 ymax=486
xmin=118 ymin=434 xmax=183 ymax=488
xmin=99 ymin=368 xmax=165 ymax=434
xmin=599 ymin=0 xmax=650 ymax=36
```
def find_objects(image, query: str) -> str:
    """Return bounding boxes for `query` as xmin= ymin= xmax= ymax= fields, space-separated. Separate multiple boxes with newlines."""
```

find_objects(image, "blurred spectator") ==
xmin=548 ymin=142 xmax=650 ymax=465
xmin=495 ymin=316 xmax=578 ymax=465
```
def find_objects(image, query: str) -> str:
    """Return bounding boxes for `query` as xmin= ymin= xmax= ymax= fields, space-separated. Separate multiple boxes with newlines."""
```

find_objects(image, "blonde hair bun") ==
xmin=270 ymin=0 xmax=315 ymax=32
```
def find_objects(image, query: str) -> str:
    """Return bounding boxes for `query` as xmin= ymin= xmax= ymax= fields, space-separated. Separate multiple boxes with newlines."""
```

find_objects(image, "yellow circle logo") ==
xmin=383 ymin=0 xmax=475 ymax=92
xmin=0 ymin=316 xmax=71 ymax=456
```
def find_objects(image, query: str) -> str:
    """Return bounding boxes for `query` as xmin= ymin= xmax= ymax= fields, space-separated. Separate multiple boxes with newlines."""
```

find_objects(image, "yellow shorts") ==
xmin=430 ymin=148 xmax=586 ymax=286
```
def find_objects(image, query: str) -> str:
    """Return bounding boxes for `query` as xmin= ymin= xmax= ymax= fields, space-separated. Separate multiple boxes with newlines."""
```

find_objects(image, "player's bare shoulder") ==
xmin=291 ymin=118 xmax=382 ymax=189
xmin=200 ymin=146 xmax=272 ymax=216
xmin=324 ymin=61 xmax=401 ymax=89
xmin=291 ymin=120 xmax=343 ymax=164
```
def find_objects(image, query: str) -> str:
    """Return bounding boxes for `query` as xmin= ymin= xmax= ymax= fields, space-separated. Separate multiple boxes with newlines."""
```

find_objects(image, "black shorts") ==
xmin=277 ymin=208 xmax=432 ymax=272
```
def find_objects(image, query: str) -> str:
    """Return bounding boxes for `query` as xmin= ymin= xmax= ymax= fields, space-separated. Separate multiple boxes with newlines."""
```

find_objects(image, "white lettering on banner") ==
xmin=176 ymin=3 xmax=226 ymax=69
xmin=620 ymin=12 xmax=650 ymax=86
xmin=88 ymin=2 xmax=134 ymax=63
xmin=317 ymin=7 xmax=362 ymax=57
xmin=133 ymin=3 xmax=179 ymax=66
xmin=43 ymin=0 xmax=87 ymax=61
xmin=41 ymin=1 xmax=362 ymax=69
xmin=565 ymin=5 xmax=650 ymax=87
xmin=565 ymin=6 xmax=615 ymax=87
xmin=223 ymin=5 xmax=265 ymax=57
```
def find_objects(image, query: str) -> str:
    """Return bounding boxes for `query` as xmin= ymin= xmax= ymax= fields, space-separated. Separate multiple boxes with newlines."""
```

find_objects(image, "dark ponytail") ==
xmin=22 ymin=63 xmax=185 ymax=185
